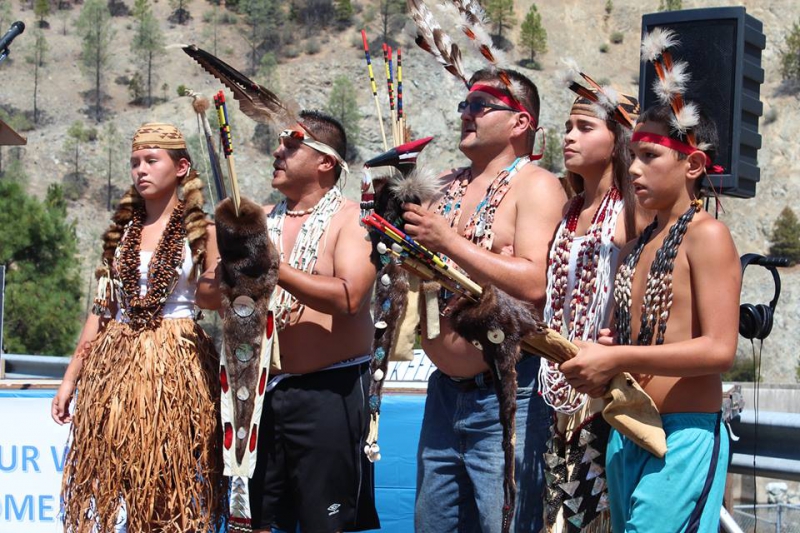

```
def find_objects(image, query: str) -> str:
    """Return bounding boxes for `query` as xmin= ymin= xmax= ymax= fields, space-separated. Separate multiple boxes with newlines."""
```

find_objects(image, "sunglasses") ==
xmin=457 ymin=99 xmax=518 ymax=115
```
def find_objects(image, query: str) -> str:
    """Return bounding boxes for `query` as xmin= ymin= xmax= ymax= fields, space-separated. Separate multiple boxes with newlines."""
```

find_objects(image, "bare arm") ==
xmin=277 ymin=204 xmax=376 ymax=316
xmin=403 ymin=168 xmax=566 ymax=305
xmin=195 ymin=222 xmax=222 ymax=310
xmin=52 ymin=312 xmax=106 ymax=424
xmin=561 ymin=218 xmax=741 ymax=391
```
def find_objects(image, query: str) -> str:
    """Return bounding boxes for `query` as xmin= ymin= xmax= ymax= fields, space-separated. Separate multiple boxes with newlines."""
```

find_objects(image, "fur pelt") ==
xmin=215 ymin=196 xmax=279 ymax=464
xmin=449 ymin=285 xmax=543 ymax=533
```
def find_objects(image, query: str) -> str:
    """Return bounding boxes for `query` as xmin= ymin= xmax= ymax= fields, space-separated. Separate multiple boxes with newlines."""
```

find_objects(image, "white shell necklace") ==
xmin=267 ymin=186 xmax=344 ymax=330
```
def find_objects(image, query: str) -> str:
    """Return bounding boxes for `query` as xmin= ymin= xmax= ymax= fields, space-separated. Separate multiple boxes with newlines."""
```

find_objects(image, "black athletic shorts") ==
xmin=249 ymin=361 xmax=380 ymax=533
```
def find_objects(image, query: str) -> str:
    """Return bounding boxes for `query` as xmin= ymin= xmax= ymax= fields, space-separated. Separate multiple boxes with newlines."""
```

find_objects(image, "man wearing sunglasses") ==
xmin=404 ymin=69 xmax=566 ymax=532
xmin=249 ymin=110 xmax=380 ymax=533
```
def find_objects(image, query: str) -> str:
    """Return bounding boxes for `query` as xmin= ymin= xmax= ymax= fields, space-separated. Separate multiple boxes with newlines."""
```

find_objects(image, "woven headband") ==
xmin=280 ymin=127 xmax=350 ymax=176
xmin=631 ymin=131 xmax=724 ymax=174
xmin=132 ymin=122 xmax=186 ymax=151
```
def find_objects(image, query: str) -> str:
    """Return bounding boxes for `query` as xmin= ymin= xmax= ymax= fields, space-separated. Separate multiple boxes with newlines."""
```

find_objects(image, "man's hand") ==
xmin=559 ymin=341 xmax=617 ymax=398
xmin=402 ymin=202 xmax=455 ymax=254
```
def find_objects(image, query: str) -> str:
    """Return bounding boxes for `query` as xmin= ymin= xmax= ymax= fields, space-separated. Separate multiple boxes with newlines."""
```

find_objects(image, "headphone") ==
xmin=739 ymin=253 xmax=781 ymax=341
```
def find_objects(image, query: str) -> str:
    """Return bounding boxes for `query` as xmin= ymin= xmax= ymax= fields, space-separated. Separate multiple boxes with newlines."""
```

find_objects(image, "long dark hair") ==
xmin=565 ymin=118 xmax=636 ymax=239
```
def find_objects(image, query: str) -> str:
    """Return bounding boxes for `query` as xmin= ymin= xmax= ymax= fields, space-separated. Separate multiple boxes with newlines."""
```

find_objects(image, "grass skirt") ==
xmin=61 ymin=318 xmax=223 ymax=532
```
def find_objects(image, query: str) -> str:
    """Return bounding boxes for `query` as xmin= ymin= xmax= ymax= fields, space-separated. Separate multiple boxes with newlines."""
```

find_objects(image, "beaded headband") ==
xmin=132 ymin=122 xmax=186 ymax=151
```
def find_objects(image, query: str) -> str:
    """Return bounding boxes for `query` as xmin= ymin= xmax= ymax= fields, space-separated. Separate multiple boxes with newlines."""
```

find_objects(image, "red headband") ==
xmin=469 ymin=84 xmax=532 ymax=120
xmin=631 ymin=131 xmax=724 ymax=174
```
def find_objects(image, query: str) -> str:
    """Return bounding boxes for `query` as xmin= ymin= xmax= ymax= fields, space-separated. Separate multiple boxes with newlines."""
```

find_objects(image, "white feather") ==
xmin=671 ymin=101 xmax=700 ymax=134
xmin=590 ymin=102 xmax=609 ymax=121
xmin=640 ymin=27 xmax=679 ymax=63
xmin=696 ymin=141 xmax=712 ymax=152
xmin=599 ymin=85 xmax=620 ymax=108
xmin=558 ymin=58 xmax=582 ymax=88
xmin=652 ymin=60 xmax=690 ymax=105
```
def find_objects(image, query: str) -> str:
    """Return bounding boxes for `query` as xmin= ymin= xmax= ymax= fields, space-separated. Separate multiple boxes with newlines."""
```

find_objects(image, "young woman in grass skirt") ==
xmin=52 ymin=123 xmax=224 ymax=532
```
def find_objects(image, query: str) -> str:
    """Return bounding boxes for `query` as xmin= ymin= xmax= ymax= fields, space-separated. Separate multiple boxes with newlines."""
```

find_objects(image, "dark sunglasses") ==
xmin=457 ymin=99 xmax=518 ymax=115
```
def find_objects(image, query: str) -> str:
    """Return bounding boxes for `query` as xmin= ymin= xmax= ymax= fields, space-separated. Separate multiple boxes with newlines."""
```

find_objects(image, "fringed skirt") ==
xmin=545 ymin=399 xmax=612 ymax=533
xmin=61 ymin=318 xmax=223 ymax=533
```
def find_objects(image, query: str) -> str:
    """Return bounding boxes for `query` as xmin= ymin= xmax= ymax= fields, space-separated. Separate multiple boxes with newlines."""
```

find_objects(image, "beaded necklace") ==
xmin=267 ymin=186 xmax=344 ymax=330
xmin=615 ymin=200 xmax=701 ymax=347
xmin=539 ymin=187 xmax=623 ymax=413
xmin=435 ymin=156 xmax=530 ymax=251
xmin=117 ymin=201 xmax=186 ymax=331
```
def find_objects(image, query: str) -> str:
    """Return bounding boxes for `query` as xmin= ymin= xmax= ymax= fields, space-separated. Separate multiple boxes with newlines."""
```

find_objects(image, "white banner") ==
xmin=0 ymin=393 xmax=69 ymax=533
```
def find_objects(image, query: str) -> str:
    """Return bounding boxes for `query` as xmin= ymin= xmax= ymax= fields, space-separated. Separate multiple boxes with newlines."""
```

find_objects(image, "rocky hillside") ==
xmin=1 ymin=0 xmax=798 ymax=381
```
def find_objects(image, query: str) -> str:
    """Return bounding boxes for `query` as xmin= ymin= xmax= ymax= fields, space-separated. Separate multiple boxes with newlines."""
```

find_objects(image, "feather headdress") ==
xmin=407 ymin=0 xmax=520 ymax=102
xmin=407 ymin=0 xmax=468 ymax=86
xmin=640 ymin=28 xmax=697 ymax=142
xmin=559 ymin=58 xmax=639 ymax=128
xmin=181 ymin=44 xmax=294 ymax=126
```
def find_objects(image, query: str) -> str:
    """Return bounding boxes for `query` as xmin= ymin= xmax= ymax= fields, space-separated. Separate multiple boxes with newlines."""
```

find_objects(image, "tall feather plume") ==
xmin=408 ymin=0 xmax=468 ymax=86
xmin=671 ymin=101 xmax=700 ymax=134
xmin=180 ymin=44 xmax=294 ymax=125
xmin=652 ymin=60 xmax=690 ymax=106
xmin=640 ymin=27 xmax=679 ymax=63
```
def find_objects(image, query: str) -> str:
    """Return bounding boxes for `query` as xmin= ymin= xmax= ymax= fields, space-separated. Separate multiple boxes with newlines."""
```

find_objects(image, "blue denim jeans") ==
xmin=415 ymin=356 xmax=551 ymax=533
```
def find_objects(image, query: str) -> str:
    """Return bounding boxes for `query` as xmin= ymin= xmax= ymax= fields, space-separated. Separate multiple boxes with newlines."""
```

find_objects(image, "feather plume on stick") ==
xmin=180 ymin=44 xmax=294 ymax=126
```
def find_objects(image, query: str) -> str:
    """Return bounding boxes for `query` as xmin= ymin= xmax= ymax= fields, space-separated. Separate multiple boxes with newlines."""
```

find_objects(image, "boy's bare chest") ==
xmin=452 ymin=183 xmax=517 ymax=249
xmin=278 ymin=217 xmax=336 ymax=276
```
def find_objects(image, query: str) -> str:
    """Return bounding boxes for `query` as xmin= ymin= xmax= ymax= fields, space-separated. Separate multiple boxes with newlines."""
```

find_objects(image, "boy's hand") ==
xmin=597 ymin=328 xmax=616 ymax=346
xmin=402 ymin=203 xmax=453 ymax=253
xmin=560 ymin=340 xmax=616 ymax=398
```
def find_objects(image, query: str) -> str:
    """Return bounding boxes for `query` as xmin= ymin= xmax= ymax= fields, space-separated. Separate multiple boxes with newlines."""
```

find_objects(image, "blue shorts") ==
xmin=415 ymin=356 xmax=551 ymax=533
xmin=606 ymin=412 xmax=729 ymax=533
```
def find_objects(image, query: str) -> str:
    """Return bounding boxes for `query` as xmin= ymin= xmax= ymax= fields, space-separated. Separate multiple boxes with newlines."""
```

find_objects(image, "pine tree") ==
xmin=539 ymin=128 xmax=563 ymax=175
xmin=76 ymin=0 xmax=114 ymax=122
xmin=326 ymin=75 xmax=360 ymax=158
xmin=34 ymin=0 xmax=49 ymax=26
xmin=131 ymin=0 xmax=165 ymax=107
xmin=0 ymin=181 xmax=82 ymax=355
xmin=519 ymin=4 xmax=547 ymax=63
xmin=485 ymin=0 xmax=515 ymax=39
xmin=780 ymin=20 xmax=800 ymax=82
xmin=65 ymin=121 xmax=91 ymax=178
xmin=335 ymin=0 xmax=353 ymax=25
xmin=102 ymin=122 xmax=122 ymax=211
xmin=27 ymin=27 xmax=48 ymax=125
xmin=769 ymin=206 xmax=800 ymax=265
xmin=239 ymin=0 xmax=283 ymax=74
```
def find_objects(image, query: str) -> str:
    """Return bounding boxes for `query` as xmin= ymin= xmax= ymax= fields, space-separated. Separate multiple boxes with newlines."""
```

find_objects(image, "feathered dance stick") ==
xmin=181 ymin=44 xmax=292 ymax=126
xmin=186 ymin=90 xmax=226 ymax=204
xmin=361 ymin=30 xmax=389 ymax=150
xmin=407 ymin=0 xmax=468 ymax=86
xmin=361 ymin=137 xmax=438 ymax=462
xmin=214 ymin=91 xmax=241 ymax=216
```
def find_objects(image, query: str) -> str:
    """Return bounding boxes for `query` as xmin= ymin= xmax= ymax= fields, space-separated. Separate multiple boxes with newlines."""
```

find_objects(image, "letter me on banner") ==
xmin=0 ymin=391 xmax=69 ymax=532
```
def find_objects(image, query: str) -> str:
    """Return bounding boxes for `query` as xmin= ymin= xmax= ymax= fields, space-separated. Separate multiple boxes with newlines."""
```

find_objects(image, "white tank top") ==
xmin=115 ymin=242 xmax=196 ymax=321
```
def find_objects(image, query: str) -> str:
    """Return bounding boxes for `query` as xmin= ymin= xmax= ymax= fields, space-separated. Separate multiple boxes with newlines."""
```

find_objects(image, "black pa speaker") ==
xmin=639 ymin=7 xmax=766 ymax=199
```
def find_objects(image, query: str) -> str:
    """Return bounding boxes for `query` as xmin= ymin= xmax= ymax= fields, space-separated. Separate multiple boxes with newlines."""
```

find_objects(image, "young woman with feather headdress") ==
xmin=540 ymin=62 xmax=652 ymax=533
xmin=51 ymin=123 xmax=224 ymax=533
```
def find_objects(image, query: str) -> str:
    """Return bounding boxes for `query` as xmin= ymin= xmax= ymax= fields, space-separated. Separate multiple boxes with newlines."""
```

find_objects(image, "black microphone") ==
xmin=0 ymin=21 xmax=25 ymax=52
